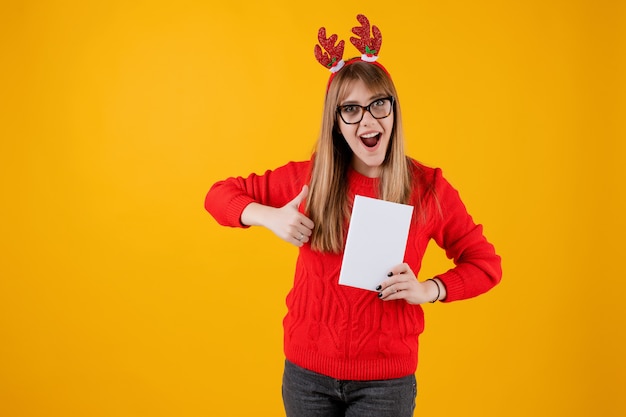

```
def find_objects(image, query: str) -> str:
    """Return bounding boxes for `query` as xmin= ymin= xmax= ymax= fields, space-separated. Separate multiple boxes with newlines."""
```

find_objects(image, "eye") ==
xmin=372 ymin=99 xmax=386 ymax=108
xmin=342 ymin=105 xmax=358 ymax=113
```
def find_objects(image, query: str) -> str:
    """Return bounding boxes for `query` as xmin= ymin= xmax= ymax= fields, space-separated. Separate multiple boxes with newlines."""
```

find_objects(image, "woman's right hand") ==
xmin=240 ymin=185 xmax=315 ymax=247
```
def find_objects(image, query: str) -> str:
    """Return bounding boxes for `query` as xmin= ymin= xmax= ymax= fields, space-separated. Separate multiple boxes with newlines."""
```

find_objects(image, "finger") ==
xmin=378 ymin=284 xmax=403 ymax=300
xmin=289 ymin=222 xmax=312 ymax=241
xmin=296 ymin=223 xmax=314 ymax=237
xmin=388 ymin=263 xmax=410 ymax=276
xmin=288 ymin=217 xmax=313 ymax=236
xmin=294 ymin=231 xmax=308 ymax=244
xmin=289 ymin=185 xmax=309 ymax=208
xmin=298 ymin=214 xmax=315 ymax=231
xmin=376 ymin=271 xmax=398 ymax=291
xmin=291 ymin=234 xmax=304 ymax=247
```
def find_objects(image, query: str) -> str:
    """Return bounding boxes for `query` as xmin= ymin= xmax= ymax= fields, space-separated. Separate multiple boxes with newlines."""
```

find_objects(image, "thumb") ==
xmin=289 ymin=185 xmax=309 ymax=208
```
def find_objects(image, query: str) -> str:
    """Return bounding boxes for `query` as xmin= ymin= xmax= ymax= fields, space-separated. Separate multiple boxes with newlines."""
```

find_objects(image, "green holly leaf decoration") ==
xmin=365 ymin=45 xmax=377 ymax=55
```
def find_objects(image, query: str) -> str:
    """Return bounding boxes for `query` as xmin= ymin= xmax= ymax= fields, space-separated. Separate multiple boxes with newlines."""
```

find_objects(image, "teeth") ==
xmin=360 ymin=132 xmax=379 ymax=139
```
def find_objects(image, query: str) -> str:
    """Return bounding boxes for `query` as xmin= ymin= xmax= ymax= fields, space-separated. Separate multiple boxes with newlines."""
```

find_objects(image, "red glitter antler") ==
xmin=350 ymin=14 xmax=382 ymax=62
xmin=314 ymin=27 xmax=345 ymax=73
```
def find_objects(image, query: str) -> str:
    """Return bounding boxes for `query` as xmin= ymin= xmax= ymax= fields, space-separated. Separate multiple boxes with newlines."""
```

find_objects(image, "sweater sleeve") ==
xmin=429 ymin=169 xmax=502 ymax=302
xmin=204 ymin=160 xmax=310 ymax=228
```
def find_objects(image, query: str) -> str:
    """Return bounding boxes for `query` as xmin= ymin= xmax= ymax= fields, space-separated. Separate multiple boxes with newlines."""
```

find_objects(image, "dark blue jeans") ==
xmin=282 ymin=360 xmax=417 ymax=417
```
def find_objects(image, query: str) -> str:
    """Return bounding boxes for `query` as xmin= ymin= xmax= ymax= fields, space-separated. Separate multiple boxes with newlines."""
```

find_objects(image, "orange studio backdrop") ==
xmin=1 ymin=1 xmax=624 ymax=416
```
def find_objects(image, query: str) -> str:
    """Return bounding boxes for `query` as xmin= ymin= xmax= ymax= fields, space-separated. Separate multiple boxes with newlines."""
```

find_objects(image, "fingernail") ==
xmin=375 ymin=285 xmax=382 ymax=291
xmin=387 ymin=272 xmax=393 ymax=277
xmin=378 ymin=292 xmax=383 ymax=298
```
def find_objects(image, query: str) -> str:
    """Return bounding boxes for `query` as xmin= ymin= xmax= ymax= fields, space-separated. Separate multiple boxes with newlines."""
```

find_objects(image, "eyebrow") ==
xmin=339 ymin=94 xmax=387 ymax=106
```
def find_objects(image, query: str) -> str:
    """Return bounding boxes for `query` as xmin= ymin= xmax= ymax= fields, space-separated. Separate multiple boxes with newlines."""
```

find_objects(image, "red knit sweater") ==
xmin=205 ymin=159 xmax=501 ymax=380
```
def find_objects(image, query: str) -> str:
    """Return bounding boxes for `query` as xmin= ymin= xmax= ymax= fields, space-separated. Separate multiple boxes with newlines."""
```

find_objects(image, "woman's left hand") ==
xmin=376 ymin=263 xmax=442 ymax=305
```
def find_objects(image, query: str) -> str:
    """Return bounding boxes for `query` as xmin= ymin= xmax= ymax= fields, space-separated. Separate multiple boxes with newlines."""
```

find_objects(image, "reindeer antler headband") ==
xmin=314 ymin=14 xmax=389 ymax=91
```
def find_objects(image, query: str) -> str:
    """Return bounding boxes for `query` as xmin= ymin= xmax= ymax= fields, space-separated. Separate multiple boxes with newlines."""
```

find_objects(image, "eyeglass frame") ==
xmin=336 ymin=96 xmax=395 ymax=125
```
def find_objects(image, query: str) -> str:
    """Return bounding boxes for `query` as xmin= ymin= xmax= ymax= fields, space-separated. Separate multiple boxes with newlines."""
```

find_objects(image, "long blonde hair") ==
xmin=306 ymin=60 xmax=414 ymax=253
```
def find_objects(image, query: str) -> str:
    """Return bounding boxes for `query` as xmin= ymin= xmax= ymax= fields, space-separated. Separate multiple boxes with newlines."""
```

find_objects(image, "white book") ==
xmin=338 ymin=195 xmax=414 ymax=291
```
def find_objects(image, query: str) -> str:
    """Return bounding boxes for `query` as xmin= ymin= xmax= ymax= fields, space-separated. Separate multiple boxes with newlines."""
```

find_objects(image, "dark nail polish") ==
xmin=375 ymin=285 xmax=382 ymax=291
xmin=378 ymin=292 xmax=383 ymax=298
xmin=387 ymin=272 xmax=393 ymax=277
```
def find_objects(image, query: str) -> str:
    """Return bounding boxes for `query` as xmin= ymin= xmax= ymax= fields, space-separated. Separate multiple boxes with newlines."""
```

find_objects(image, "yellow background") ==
xmin=1 ymin=1 xmax=625 ymax=416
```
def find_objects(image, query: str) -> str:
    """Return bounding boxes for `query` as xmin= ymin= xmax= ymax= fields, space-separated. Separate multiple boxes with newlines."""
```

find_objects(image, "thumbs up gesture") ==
xmin=240 ymin=185 xmax=315 ymax=247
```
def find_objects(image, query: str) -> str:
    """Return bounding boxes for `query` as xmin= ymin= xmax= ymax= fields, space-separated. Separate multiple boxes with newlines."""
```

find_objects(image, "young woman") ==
xmin=205 ymin=15 xmax=501 ymax=417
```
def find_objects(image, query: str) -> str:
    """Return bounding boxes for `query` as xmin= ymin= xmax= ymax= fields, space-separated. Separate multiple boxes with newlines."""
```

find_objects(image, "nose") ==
xmin=360 ymin=108 xmax=377 ymax=124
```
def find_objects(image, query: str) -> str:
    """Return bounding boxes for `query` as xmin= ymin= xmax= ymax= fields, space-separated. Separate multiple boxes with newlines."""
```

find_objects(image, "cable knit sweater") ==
xmin=205 ymin=159 xmax=501 ymax=381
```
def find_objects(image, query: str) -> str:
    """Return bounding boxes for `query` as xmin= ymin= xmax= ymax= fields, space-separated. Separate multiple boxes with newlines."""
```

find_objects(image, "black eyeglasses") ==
xmin=336 ymin=96 xmax=395 ymax=124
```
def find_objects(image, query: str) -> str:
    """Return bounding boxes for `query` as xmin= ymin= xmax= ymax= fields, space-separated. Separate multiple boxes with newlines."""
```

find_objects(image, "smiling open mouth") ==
xmin=360 ymin=132 xmax=381 ymax=148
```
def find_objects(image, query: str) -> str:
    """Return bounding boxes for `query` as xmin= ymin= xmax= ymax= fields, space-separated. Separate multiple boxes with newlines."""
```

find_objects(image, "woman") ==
xmin=205 ymin=15 xmax=501 ymax=417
